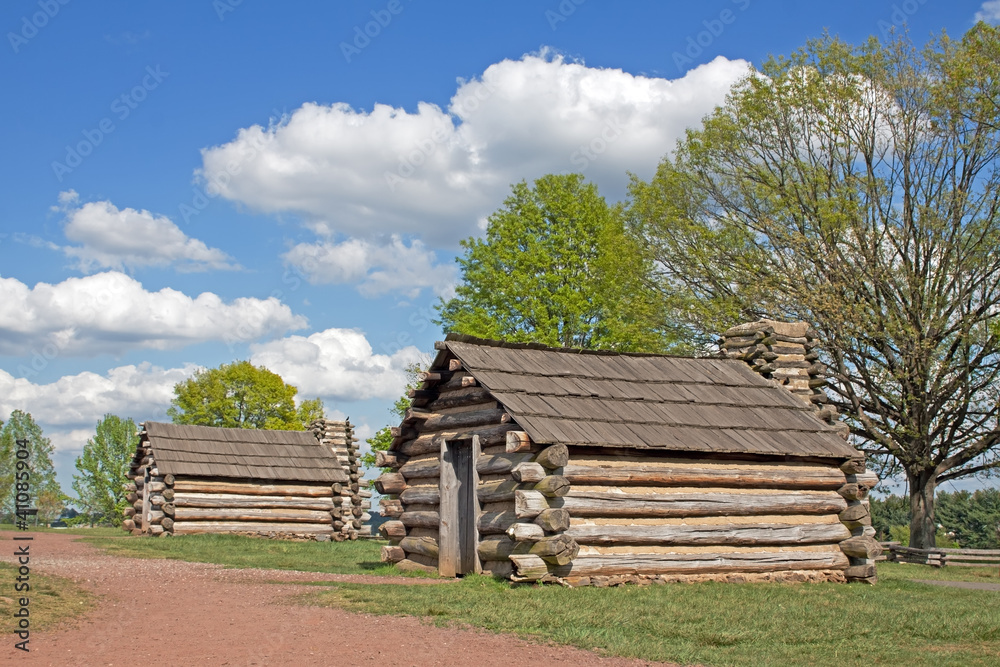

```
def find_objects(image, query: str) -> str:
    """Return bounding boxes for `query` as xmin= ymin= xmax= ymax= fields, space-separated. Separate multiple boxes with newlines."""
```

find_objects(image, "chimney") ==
xmin=719 ymin=319 xmax=845 ymax=434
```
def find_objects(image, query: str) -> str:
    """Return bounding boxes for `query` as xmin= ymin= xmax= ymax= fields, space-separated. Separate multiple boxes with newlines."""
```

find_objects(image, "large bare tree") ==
xmin=629 ymin=25 xmax=1000 ymax=548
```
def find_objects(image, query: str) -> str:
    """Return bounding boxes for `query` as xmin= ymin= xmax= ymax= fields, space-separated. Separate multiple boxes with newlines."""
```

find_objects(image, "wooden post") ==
xmin=439 ymin=438 xmax=458 ymax=577
xmin=140 ymin=468 xmax=151 ymax=535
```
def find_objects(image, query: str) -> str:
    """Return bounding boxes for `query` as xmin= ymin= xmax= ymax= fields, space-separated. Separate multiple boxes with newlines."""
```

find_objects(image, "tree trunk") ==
xmin=908 ymin=469 xmax=937 ymax=550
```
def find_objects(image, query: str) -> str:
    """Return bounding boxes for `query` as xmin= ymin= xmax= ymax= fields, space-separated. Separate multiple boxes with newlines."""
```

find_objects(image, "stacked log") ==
xmin=719 ymin=320 xmax=847 ymax=435
xmin=836 ymin=458 xmax=880 ymax=583
xmin=507 ymin=445 xmax=856 ymax=586
xmin=311 ymin=419 xmax=367 ymax=540
xmin=123 ymin=438 xmax=174 ymax=537
xmin=169 ymin=479 xmax=336 ymax=539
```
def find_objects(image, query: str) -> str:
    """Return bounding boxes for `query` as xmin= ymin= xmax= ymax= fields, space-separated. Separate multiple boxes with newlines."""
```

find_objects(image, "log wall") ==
xmin=311 ymin=419 xmax=370 ymax=540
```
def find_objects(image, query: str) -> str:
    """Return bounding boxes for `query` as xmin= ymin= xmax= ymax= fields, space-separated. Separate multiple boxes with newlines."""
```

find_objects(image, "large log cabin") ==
xmin=123 ymin=420 xmax=370 ymax=540
xmin=376 ymin=325 xmax=880 ymax=586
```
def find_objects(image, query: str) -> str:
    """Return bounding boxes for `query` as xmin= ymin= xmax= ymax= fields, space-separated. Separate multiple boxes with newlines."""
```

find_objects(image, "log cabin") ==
xmin=376 ymin=324 xmax=880 ymax=586
xmin=123 ymin=419 xmax=371 ymax=540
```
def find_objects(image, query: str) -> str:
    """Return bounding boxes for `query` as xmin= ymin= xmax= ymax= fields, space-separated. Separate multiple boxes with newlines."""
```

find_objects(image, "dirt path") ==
xmin=911 ymin=579 xmax=1000 ymax=592
xmin=2 ymin=533 xmax=674 ymax=666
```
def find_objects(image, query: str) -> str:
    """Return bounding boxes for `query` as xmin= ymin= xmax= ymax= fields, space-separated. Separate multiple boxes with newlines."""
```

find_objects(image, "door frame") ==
xmin=438 ymin=435 xmax=481 ymax=577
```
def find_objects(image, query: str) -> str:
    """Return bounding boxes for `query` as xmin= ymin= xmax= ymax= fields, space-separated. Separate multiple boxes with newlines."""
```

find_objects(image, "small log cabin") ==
xmin=123 ymin=420 xmax=370 ymax=540
xmin=376 ymin=328 xmax=881 ymax=586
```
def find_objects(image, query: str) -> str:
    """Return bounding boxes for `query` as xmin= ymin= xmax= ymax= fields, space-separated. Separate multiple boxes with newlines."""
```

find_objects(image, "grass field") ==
xmin=307 ymin=570 xmax=1000 ymax=666
xmin=0 ymin=524 xmax=123 ymax=537
xmin=0 ymin=562 xmax=95 ymax=636
xmin=69 ymin=533 xmax=1000 ymax=665
xmin=84 ymin=532 xmax=413 ymax=576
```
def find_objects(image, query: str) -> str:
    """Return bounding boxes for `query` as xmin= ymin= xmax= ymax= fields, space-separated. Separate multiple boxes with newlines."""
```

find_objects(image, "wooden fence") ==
xmin=880 ymin=542 xmax=1000 ymax=567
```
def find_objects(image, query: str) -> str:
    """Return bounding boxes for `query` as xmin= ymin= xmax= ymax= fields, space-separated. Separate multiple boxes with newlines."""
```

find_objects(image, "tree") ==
xmin=168 ymin=361 xmax=324 ymax=430
xmin=0 ymin=410 xmax=63 ymax=523
xmin=629 ymin=25 xmax=1000 ymax=548
xmin=438 ymin=173 xmax=677 ymax=352
xmin=72 ymin=414 xmax=138 ymax=526
xmin=936 ymin=488 xmax=1000 ymax=549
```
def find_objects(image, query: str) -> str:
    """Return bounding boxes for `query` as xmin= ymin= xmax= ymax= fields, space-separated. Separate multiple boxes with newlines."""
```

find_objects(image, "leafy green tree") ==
xmin=630 ymin=25 xmax=1000 ymax=548
xmin=0 ymin=410 xmax=63 ymax=523
xmin=363 ymin=365 xmax=420 ymax=478
xmin=937 ymin=489 xmax=1000 ymax=549
xmin=72 ymin=414 xmax=138 ymax=526
xmin=438 ymin=173 xmax=677 ymax=352
xmin=168 ymin=360 xmax=324 ymax=430
xmin=870 ymin=495 xmax=911 ymax=541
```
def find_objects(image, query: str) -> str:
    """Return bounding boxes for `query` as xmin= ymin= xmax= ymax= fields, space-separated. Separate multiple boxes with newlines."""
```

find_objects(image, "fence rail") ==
xmin=880 ymin=542 xmax=1000 ymax=567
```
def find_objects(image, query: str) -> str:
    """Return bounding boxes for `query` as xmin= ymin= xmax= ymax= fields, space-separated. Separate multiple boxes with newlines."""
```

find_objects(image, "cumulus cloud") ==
xmin=976 ymin=0 xmax=1000 ymax=21
xmin=199 ymin=52 xmax=749 ymax=246
xmin=57 ymin=190 xmax=239 ymax=272
xmin=0 ymin=362 xmax=194 ymax=446
xmin=283 ymin=235 xmax=457 ymax=299
xmin=0 ymin=271 xmax=306 ymax=356
xmin=250 ymin=327 xmax=429 ymax=401
xmin=0 ymin=326 xmax=408 ymax=454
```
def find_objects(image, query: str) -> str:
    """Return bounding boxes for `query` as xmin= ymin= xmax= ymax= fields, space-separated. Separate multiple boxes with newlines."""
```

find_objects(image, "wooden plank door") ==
xmin=439 ymin=437 xmax=481 ymax=577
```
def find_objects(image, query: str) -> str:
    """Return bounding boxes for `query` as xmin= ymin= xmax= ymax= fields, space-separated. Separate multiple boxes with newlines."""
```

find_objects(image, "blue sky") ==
xmin=1 ymin=0 xmax=997 ymax=494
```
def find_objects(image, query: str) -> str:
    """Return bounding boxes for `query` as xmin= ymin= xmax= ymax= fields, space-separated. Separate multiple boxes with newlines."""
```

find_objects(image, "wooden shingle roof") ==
xmin=142 ymin=422 xmax=348 ymax=483
xmin=437 ymin=335 xmax=857 ymax=460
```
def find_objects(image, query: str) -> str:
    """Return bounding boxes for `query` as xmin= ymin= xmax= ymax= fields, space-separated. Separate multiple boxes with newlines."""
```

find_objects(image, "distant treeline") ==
xmin=871 ymin=489 xmax=1000 ymax=549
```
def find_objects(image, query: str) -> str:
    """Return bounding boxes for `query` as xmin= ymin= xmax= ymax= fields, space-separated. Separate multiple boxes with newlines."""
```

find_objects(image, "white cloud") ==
xmin=0 ymin=362 xmax=195 ymax=446
xmin=250 ymin=327 xmax=429 ymax=401
xmin=199 ymin=52 xmax=749 ymax=246
xmin=57 ymin=191 xmax=239 ymax=272
xmin=283 ymin=235 xmax=457 ymax=299
xmin=0 ymin=271 xmax=306 ymax=356
xmin=976 ymin=0 xmax=1000 ymax=21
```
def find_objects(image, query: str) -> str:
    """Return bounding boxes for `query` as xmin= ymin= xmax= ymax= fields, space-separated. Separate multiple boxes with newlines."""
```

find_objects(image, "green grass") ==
xmin=302 ymin=567 xmax=1000 ymax=667
xmin=83 ymin=533 xmax=419 ymax=576
xmin=0 ymin=562 xmax=96 ymax=635
xmin=0 ymin=524 xmax=124 ymax=537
